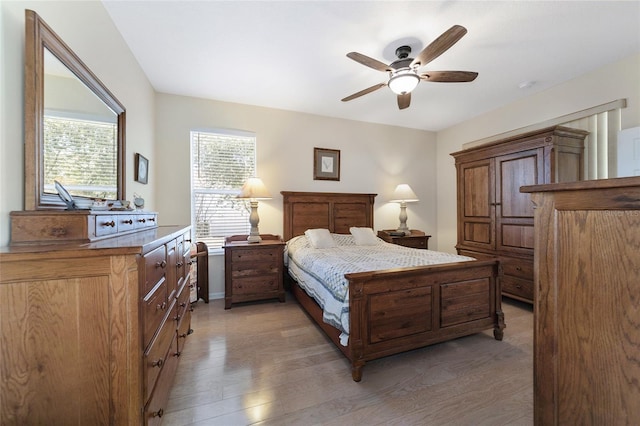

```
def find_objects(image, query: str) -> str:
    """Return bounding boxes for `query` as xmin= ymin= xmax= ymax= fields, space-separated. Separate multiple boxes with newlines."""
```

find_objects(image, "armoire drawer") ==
xmin=501 ymin=275 xmax=534 ymax=301
xmin=501 ymin=257 xmax=533 ymax=280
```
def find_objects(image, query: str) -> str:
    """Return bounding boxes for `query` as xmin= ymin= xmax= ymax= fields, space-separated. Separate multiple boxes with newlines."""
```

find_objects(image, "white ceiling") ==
xmin=102 ymin=1 xmax=640 ymax=132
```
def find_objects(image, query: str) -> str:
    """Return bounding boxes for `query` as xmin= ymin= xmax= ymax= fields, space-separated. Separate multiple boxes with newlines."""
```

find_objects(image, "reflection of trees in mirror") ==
xmin=44 ymin=115 xmax=117 ymax=199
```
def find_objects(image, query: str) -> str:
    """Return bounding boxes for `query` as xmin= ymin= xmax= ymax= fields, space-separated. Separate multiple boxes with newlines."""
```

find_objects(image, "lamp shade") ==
xmin=237 ymin=177 xmax=271 ymax=200
xmin=390 ymin=184 xmax=418 ymax=203
xmin=388 ymin=71 xmax=420 ymax=95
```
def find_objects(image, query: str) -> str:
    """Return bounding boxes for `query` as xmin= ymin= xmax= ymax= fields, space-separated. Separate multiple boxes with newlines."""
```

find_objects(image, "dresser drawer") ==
xmin=94 ymin=214 xmax=118 ymax=237
xmin=142 ymin=278 xmax=169 ymax=349
xmin=116 ymin=214 xmax=136 ymax=232
xmin=144 ymin=334 xmax=179 ymax=426
xmin=144 ymin=245 xmax=167 ymax=296
xmin=176 ymin=306 xmax=191 ymax=355
xmin=143 ymin=310 xmax=175 ymax=403
xmin=135 ymin=213 xmax=158 ymax=229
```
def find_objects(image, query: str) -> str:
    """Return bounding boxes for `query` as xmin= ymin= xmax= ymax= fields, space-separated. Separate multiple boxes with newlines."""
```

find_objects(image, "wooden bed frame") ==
xmin=282 ymin=191 xmax=505 ymax=382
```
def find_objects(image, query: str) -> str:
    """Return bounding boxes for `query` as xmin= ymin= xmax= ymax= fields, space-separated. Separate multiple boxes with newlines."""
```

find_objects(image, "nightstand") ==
xmin=377 ymin=229 xmax=431 ymax=249
xmin=223 ymin=234 xmax=285 ymax=309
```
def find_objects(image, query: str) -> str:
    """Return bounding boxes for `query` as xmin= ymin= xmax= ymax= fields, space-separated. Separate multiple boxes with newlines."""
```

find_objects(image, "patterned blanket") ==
xmin=286 ymin=233 xmax=474 ymax=344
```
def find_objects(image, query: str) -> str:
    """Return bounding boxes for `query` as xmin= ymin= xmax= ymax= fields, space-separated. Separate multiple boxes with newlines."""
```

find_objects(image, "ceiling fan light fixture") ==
xmin=388 ymin=70 xmax=420 ymax=95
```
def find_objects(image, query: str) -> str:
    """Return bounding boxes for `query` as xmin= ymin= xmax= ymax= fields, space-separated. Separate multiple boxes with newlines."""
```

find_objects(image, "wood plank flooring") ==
xmin=162 ymin=295 xmax=533 ymax=425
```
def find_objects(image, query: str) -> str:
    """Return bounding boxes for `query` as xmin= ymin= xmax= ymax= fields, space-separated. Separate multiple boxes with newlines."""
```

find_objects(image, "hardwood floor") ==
xmin=162 ymin=295 xmax=533 ymax=425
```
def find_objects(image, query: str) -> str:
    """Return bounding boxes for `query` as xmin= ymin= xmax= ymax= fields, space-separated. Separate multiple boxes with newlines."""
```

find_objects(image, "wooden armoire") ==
xmin=451 ymin=125 xmax=588 ymax=303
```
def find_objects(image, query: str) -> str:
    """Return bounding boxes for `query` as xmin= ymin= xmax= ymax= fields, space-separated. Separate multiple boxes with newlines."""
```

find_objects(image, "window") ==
xmin=44 ymin=115 xmax=118 ymax=199
xmin=191 ymin=130 xmax=256 ymax=249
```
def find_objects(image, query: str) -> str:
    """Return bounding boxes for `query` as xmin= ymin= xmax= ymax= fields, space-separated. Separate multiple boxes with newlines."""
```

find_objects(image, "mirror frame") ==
xmin=24 ymin=9 xmax=126 ymax=210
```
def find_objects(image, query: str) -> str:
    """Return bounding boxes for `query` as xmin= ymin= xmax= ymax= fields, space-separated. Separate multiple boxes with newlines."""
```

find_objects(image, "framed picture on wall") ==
xmin=313 ymin=147 xmax=340 ymax=181
xmin=135 ymin=153 xmax=148 ymax=184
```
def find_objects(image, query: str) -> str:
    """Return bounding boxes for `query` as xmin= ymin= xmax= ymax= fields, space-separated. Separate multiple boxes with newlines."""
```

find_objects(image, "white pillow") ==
xmin=350 ymin=227 xmax=380 ymax=246
xmin=304 ymin=228 xmax=337 ymax=249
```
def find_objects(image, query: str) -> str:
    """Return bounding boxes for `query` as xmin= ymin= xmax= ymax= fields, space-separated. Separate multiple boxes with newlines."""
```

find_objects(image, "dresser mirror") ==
xmin=24 ymin=9 xmax=125 ymax=210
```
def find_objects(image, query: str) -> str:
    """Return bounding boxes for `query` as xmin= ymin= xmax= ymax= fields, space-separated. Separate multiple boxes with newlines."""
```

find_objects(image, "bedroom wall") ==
xmin=0 ymin=1 xmax=155 ymax=246
xmin=435 ymin=53 xmax=640 ymax=254
xmin=155 ymin=93 xmax=437 ymax=298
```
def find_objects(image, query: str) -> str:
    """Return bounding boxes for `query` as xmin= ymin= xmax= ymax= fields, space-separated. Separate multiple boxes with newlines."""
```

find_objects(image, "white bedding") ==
xmin=286 ymin=233 xmax=475 ymax=345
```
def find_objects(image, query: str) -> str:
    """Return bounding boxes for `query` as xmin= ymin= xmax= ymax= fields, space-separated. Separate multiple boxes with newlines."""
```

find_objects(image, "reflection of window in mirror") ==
xmin=44 ymin=50 xmax=118 ymax=200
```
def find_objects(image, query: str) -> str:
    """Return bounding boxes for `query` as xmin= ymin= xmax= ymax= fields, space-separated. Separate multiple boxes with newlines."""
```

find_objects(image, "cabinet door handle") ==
xmin=151 ymin=358 xmax=164 ymax=368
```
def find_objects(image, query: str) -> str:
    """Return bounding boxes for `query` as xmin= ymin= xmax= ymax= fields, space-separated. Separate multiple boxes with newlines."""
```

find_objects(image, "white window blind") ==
xmin=191 ymin=130 xmax=256 ymax=249
xmin=43 ymin=115 xmax=118 ymax=199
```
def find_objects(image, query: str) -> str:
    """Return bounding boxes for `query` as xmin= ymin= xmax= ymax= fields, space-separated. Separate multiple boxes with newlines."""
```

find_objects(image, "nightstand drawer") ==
xmin=233 ymin=275 xmax=279 ymax=295
xmin=396 ymin=238 xmax=428 ymax=249
xmin=231 ymin=248 xmax=279 ymax=263
xmin=377 ymin=230 xmax=430 ymax=250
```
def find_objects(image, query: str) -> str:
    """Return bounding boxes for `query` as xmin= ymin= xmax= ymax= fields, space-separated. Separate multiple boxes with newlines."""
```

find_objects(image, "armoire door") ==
xmin=495 ymin=148 xmax=543 ymax=254
xmin=456 ymin=158 xmax=495 ymax=252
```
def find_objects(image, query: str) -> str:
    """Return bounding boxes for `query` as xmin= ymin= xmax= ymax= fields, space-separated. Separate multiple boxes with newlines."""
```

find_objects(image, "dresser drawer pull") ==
xmin=122 ymin=219 xmax=133 ymax=225
xmin=177 ymin=261 xmax=184 ymax=267
xmin=155 ymin=260 xmax=167 ymax=269
xmin=148 ymin=217 xmax=156 ymax=222
xmin=102 ymin=220 xmax=115 ymax=227
xmin=179 ymin=332 xmax=188 ymax=339
xmin=179 ymin=302 xmax=187 ymax=308
xmin=156 ymin=301 xmax=167 ymax=311
xmin=151 ymin=358 xmax=164 ymax=368
xmin=174 ymin=314 xmax=181 ymax=321
xmin=516 ymin=266 xmax=522 ymax=271
xmin=174 ymin=350 xmax=181 ymax=357
xmin=151 ymin=408 xmax=164 ymax=418
xmin=138 ymin=218 xmax=146 ymax=223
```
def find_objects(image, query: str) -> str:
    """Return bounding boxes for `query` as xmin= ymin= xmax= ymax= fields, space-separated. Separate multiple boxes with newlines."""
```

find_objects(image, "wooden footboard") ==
xmin=346 ymin=259 xmax=503 ymax=381
xmin=290 ymin=259 xmax=503 ymax=381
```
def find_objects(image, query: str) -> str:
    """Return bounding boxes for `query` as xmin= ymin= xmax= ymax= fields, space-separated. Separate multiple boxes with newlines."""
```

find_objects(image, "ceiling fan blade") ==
xmin=411 ymin=25 xmax=467 ymax=68
xmin=420 ymin=71 xmax=478 ymax=82
xmin=397 ymin=93 xmax=411 ymax=110
xmin=347 ymin=52 xmax=392 ymax=72
xmin=341 ymin=82 xmax=387 ymax=102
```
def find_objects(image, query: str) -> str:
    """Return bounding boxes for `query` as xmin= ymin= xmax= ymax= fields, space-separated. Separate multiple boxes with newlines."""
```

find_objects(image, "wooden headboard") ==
xmin=281 ymin=191 xmax=377 ymax=241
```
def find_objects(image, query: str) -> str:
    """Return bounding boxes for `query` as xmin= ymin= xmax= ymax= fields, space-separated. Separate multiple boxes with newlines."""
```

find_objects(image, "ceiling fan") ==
xmin=341 ymin=25 xmax=478 ymax=110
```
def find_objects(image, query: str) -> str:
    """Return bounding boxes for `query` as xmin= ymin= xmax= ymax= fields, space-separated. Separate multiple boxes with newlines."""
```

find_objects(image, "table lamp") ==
xmin=237 ymin=177 xmax=272 ymax=243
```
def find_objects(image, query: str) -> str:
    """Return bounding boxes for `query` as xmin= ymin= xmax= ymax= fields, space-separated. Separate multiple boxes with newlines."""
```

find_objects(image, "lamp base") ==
xmin=247 ymin=233 xmax=262 ymax=243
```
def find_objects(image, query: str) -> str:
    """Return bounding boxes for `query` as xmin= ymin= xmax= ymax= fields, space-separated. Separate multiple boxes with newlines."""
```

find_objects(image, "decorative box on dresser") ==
xmin=377 ymin=229 xmax=430 ymax=249
xmin=0 ymin=217 xmax=193 ymax=425
xmin=451 ymin=125 xmax=588 ymax=303
xmin=224 ymin=234 xmax=285 ymax=309
xmin=521 ymin=177 xmax=640 ymax=425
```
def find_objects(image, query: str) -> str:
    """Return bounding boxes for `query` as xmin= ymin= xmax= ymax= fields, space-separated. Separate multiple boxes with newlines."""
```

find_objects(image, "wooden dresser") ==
xmin=0 ymin=225 xmax=192 ymax=425
xmin=451 ymin=125 xmax=587 ymax=303
xmin=522 ymin=177 xmax=640 ymax=425
xmin=224 ymin=234 xmax=285 ymax=309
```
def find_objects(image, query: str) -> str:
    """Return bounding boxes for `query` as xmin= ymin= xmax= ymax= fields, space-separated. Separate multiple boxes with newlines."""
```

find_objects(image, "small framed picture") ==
xmin=135 ymin=153 xmax=149 ymax=184
xmin=313 ymin=147 xmax=340 ymax=181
